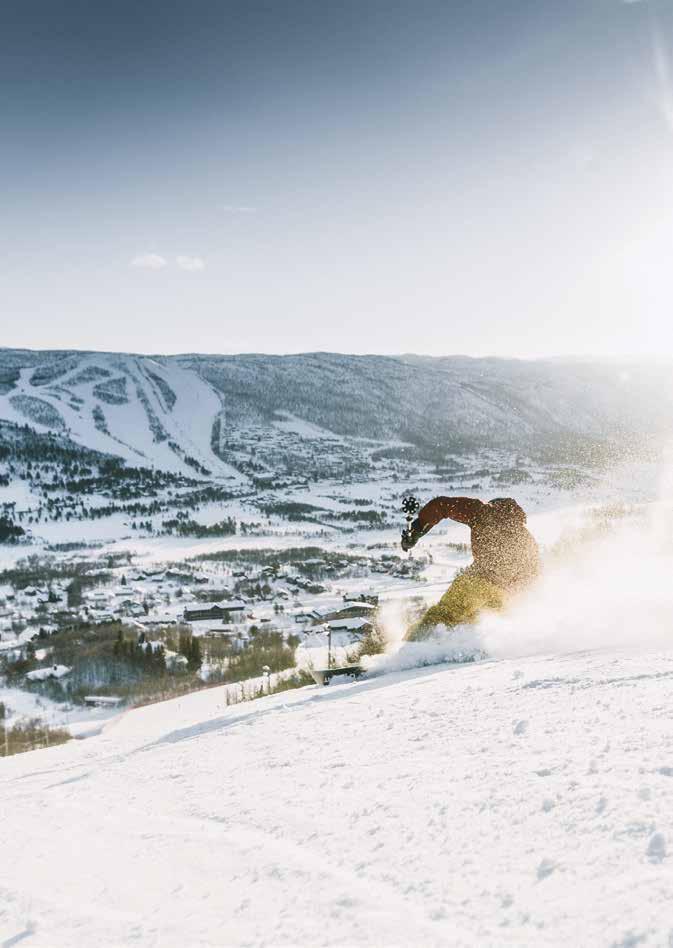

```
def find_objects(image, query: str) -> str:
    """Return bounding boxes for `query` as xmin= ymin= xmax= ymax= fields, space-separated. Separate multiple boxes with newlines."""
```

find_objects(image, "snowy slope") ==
xmin=0 ymin=352 xmax=241 ymax=479
xmin=3 ymin=647 xmax=673 ymax=947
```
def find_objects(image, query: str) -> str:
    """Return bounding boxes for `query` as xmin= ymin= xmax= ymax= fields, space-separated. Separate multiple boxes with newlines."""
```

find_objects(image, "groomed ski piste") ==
xmin=3 ymin=516 xmax=673 ymax=947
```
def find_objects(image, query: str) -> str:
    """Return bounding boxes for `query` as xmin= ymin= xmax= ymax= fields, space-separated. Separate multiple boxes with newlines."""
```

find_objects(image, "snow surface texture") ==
xmin=3 ymin=647 xmax=673 ymax=947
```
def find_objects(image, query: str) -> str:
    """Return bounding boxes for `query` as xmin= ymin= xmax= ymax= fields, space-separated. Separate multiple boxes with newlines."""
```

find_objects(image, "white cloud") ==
xmin=222 ymin=204 xmax=257 ymax=213
xmin=176 ymin=255 xmax=206 ymax=272
xmin=131 ymin=253 xmax=167 ymax=270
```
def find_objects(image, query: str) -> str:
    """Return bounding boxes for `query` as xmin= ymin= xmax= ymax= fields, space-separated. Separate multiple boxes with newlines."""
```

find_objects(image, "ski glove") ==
xmin=401 ymin=518 xmax=428 ymax=552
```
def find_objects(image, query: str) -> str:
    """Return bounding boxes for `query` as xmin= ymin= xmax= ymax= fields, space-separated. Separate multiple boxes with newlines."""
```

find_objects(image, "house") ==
xmin=183 ymin=603 xmax=223 ymax=622
xmin=84 ymin=695 xmax=124 ymax=707
xmin=138 ymin=614 xmax=179 ymax=628
xmin=165 ymin=570 xmax=197 ymax=584
xmin=37 ymin=592 xmax=61 ymax=606
xmin=336 ymin=603 xmax=377 ymax=619
xmin=311 ymin=603 xmax=376 ymax=626
xmin=26 ymin=663 xmax=71 ymax=681
xmin=139 ymin=639 xmax=190 ymax=672
xmin=89 ymin=593 xmax=110 ymax=610
xmin=326 ymin=617 xmax=373 ymax=635
xmin=200 ymin=626 xmax=248 ymax=649
xmin=183 ymin=600 xmax=246 ymax=622
xmin=344 ymin=593 xmax=379 ymax=606
xmin=116 ymin=599 xmax=144 ymax=617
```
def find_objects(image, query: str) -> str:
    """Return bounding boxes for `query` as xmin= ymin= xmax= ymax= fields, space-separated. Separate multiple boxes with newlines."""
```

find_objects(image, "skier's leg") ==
xmin=406 ymin=571 xmax=505 ymax=641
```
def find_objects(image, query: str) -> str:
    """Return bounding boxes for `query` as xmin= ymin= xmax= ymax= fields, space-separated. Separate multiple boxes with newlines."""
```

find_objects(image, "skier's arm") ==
xmin=401 ymin=497 xmax=484 ymax=551
xmin=420 ymin=496 xmax=484 ymax=528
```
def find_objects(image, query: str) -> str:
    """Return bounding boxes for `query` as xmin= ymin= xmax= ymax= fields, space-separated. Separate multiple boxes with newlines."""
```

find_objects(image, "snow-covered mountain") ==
xmin=0 ymin=350 xmax=237 ymax=479
xmin=1 ymin=348 xmax=672 ymax=476
xmin=3 ymin=647 xmax=672 ymax=946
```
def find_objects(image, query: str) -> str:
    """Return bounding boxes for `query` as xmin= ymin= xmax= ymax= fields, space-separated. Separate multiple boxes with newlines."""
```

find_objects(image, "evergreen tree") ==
xmin=112 ymin=628 xmax=124 ymax=658
xmin=188 ymin=636 xmax=202 ymax=671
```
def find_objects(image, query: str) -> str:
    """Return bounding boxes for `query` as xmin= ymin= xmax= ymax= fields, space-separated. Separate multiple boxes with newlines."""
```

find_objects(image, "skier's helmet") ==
xmin=489 ymin=497 xmax=526 ymax=523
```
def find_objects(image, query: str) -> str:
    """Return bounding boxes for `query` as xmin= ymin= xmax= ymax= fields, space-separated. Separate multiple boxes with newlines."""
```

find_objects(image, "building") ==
xmin=26 ymin=663 xmax=71 ymax=681
xmin=326 ymin=617 xmax=373 ymax=636
xmin=84 ymin=695 xmax=124 ymax=707
xmin=183 ymin=600 xmax=246 ymax=623
xmin=344 ymin=593 xmax=379 ymax=606
xmin=312 ymin=603 xmax=377 ymax=625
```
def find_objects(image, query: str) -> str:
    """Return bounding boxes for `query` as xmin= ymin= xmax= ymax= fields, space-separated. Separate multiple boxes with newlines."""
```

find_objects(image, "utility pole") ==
xmin=323 ymin=623 xmax=333 ymax=669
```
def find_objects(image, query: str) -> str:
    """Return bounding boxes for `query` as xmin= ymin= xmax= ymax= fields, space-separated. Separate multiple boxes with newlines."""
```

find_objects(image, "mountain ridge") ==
xmin=0 ymin=348 xmax=670 ymax=476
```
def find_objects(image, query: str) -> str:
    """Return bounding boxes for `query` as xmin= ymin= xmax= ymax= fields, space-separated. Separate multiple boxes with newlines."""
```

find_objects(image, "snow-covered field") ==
xmin=3 ymin=644 xmax=673 ymax=947
xmin=0 ymin=682 xmax=119 ymax=737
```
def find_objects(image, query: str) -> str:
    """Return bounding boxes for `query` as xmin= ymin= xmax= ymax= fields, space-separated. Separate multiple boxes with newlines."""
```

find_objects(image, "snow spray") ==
xmin=477 ymin=510 xmax=673 ymax=660
xmin=367 ymin=467 xmax=673 ymax=672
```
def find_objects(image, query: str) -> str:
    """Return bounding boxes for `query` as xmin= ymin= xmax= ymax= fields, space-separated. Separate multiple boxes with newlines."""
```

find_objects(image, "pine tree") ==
xmin=178 ymin=632 xmax=190 ymax=660
xmin=153 ymin=644 xmax=166 ymax=675
xmin=187 ymin=636 xmax=202 ymax=671
xmin=113 ymin=628 xmax=124 ymax=658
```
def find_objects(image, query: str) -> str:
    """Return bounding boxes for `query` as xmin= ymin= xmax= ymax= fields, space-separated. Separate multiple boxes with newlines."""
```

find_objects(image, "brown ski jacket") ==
xmin=414 ymin=496 xmax=540 ymax=590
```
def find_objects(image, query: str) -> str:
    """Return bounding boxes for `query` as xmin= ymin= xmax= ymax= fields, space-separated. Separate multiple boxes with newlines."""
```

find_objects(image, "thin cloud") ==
xmin=222 ymin=204 xmax=257 ymax=213
xmin=176 ymin=255 xmax=206 ymax=272
xmin=650 ymin=10 xmax=673 ymax=130
xmin=624 ymin=1 xmax=673 ymax=133
xmin=131 ymin=253 xmax=167 ymax=270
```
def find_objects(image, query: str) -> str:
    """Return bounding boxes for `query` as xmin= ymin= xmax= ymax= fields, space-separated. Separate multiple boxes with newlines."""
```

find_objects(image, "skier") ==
xmin=401 ymin=496 xmax=539 ymax=639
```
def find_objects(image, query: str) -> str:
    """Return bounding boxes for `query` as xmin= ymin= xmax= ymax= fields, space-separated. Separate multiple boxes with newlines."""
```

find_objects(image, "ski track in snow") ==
xmin=3 ymin=648 xmax=673 ymax=947
xmin=0 ymin=353 xmax=242 ymax=481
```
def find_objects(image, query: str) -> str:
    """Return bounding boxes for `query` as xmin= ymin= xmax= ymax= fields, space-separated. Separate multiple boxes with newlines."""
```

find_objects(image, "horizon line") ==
xmin=0 ymin=345 xmax=669 ymax=365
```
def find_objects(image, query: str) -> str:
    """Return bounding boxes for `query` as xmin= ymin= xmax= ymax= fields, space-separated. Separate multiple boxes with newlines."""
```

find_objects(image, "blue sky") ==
xmin=2 ymin=0 xmax=673 ymax=357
